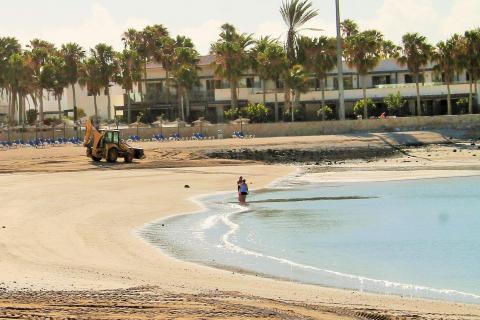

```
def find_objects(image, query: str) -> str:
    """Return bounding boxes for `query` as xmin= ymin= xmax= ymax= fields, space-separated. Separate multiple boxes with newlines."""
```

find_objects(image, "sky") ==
xmin=0 ymin=0 xmax=479 ymax=55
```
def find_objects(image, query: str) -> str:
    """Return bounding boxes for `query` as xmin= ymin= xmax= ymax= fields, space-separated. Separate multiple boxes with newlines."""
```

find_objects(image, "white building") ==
xmin=0 ymin=91 xmax=68 ymax=123
xmin=64 ymin=56 xmax=478 ymax=123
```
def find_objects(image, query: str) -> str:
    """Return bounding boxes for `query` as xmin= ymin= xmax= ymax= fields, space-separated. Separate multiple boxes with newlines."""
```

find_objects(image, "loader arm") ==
xmin=83 ymin=120 xmax=104 ymax=156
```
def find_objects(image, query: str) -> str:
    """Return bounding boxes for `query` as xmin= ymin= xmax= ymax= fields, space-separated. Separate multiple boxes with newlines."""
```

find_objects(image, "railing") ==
xmin=126 ymin=91 xmax=215 ymax=105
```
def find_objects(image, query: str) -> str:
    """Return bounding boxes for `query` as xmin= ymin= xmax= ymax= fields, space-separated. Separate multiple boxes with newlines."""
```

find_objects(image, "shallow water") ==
xmin=139 ymin=176 xmax=480 ymax=304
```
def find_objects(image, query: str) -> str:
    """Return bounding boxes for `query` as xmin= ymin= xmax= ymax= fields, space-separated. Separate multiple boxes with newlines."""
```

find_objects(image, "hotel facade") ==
xmin=62 ymin=55 xmax=478 ymax=124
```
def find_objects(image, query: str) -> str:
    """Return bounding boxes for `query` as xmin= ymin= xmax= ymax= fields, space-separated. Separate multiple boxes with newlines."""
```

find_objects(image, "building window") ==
xmin=246 ymin=77 xmax=254 ymax=89
xmin=276 ymin=79 xmax=285 ymax=89
xmin=405 ymin=74 xmax=425 ymax=83
xmin=333 ymin=76 xmax=353 ymax=90
xmin=206 ymin=79 xmax=224 ymax=90
xmin=372 ymin=75 xmax=391 ymax=86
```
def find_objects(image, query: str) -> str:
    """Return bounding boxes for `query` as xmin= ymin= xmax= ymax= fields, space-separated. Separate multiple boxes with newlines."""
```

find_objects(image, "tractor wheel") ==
xmin=107 ymin=148 xmax=118 ymax=163
xmin=92 ymin=156 xmax=102 ymax=162
xmin=124 ymin=153 xmax=133 ymax=163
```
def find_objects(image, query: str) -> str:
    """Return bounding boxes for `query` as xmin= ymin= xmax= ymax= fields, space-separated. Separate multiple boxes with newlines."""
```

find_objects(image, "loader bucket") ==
xmin=133 ymin=148 xmax=145 ymax=159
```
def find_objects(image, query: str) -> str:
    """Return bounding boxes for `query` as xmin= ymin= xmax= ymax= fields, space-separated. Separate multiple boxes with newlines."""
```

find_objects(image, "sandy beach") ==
xmin=1 ymin=132 xmax=480 ymax=319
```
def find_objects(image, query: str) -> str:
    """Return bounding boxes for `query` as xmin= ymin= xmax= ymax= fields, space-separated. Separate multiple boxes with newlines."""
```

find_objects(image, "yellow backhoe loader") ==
xmin=83 ymin=120 xmax=145 ymax=163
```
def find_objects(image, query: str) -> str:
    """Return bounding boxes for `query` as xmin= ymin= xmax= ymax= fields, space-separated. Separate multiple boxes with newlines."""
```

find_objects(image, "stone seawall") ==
xmin=1 ymin=114 xmax=479 ymax=141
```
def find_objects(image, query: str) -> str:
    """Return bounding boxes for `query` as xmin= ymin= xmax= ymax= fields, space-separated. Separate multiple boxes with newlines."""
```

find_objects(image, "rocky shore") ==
xmin=207 ymin=146 xmax=399 ymax=164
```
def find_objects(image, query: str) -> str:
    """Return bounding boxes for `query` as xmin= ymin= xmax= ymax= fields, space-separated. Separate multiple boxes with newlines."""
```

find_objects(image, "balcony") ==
xmin=125 ymin=90 xmax=214 ymax=106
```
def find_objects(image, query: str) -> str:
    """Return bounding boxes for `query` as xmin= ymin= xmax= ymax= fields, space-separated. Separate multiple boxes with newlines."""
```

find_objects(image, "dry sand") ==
xmin=1 ymin=132 xmax=480 ymax=319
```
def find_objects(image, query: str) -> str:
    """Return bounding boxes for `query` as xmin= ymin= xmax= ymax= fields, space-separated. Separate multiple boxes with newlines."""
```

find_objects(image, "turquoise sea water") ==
xmin=140 ymin=176 xmax=480 ymax=304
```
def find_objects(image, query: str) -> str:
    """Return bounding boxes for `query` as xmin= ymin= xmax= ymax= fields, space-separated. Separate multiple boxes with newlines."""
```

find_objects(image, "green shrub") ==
xmin=26 ymin=109 xmax=38 ymax=125
xmin=383 ymin=92 xmax=406 ymax=115
xmin=354 ymin=99 xmax=376 ymax=117
xmin=283 ymin=105 xmax=305 ymax=122
xmin=244 ymin=103 xmax=270 ymax=123
xmin=224 ymin=107 xmax=240 ymax=121
xmin=456 ymin=98 xmax=468 ymax=114
xmin=137 ymin=112 xmax=155 ymax=124
xmin=76 ymin=107 xmax=87 ymax=119
xmin=317 ymin=105 xmax=333 ymax=121
xmin=43 ymin=117 xmax=63 ymax=126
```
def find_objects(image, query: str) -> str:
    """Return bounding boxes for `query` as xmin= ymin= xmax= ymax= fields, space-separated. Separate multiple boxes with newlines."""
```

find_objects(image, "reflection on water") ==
xmin=139 ymin=176 xmax=480 ymax=304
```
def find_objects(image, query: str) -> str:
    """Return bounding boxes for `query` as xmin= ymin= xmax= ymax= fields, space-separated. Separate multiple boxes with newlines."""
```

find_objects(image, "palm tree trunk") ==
xmin=291 ymin=89 xmax=295 ymax=123
xmin=39 ymin=89 xmax=44 ymax=122
xmin=18 ymin=94 xmax=23 ymax=124
xmin=143 ymin=58 xmax=147 ymax=103
xmin=30 ymin=93 xmax=38 ymax=112
xmin=126 ymin=89 xmax=132 ymax=124
xmin=93 ymin=94 xmax=98 ymax=118
xmin=185 ymin=90 xmax=191 ymax=120
xmin=230 ymin=79 xmax=238 ymax=108
xmin=362 ymin=74 xmax=368 ymax=120
xmin=274 ymin=86 xmax=279 ymax=122
xmin=57 ymin=96 xmax=62 ymax=120
xmin=179 ymin=93 xmax=184 ymax=121
xmin=447 ymin=82 xmax=452 ymax=115
xmin=107 ymin=88 xmax=111 ymax=121
xmin=415 ymin=74 xmax=422 ymax=116
xmin=72 ymin=84 xmax=78 ymax=121
xmin=262 ymin=79 xmax=266 ymax=105
xmin=10 ymin=91 xmax=17 ymax=125
xmin=469 ymin=78 xmax=473 ymax=114
xmin=166 ymin=70 xmax=170 ymax=104
xmin=320 ymin=77 xmax=326 ymax=121
xmin=475 ymin=80 xmax=478 ymax=112
xmin=284 ymin=84 xmax=291 ymax=114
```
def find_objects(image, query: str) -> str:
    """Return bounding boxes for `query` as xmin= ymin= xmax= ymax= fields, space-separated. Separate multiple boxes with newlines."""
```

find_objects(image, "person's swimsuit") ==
xmin=240 ymin=184 xmax=248 ymax=195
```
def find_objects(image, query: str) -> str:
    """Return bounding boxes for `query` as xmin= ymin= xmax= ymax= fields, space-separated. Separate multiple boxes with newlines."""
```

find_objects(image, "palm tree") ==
xmin=4 ymin=52 xmax=34 ymax=124
xmin=280 ymin=0 xmax=318 ymax=113
xmin=298 ymin=36 xmax=337 ymax=120
xmin=61 ymin=43 xmax=85 ymax=121
xmin=122 ymin=25 xmax=169 ymax=102
xmin=463 ymin=29 xmax=480 ymax=113
xmin=0 ymin=37 xmax=22 ymax=123
xmin=252 ymin=36 xmax=277 ymax=105
xmin=280 ymin=0 xmax=319 ymax=63
xmin=210 ymin=23 xmax=254 ymax=109
xmin=141 ymin=25 xmax=169 ymax=100
xmin=171 ymin=45 xmax=200 ymax=120
xmin=114 ymin=49 xmax=143 ymax=123
xmin=41 ymin=55 xmax=69 ymax=120
xmin=28 ymin=39 xmax=56 ymax=122
xmin=432 ymin=34 xmax=464 ymax=115
xmin=340 ymin=19 xmax=359 ymax=38
xmin=152 ymin=36 xmax=186 ymax=105
xmin=256 ymin=42 xmax=288 ymax=122
xmin=122 ymin=28 xmax=145 ymax=98
xmin=344 ymin=29 xmax=386 ymax=119
xmin=78 ymin=57 xmax=103 ymax=118
xmin=91 ymin=43 xmax=116 ymax=121
xmin=397 ymin=33 xmax=433 ymax=116
xmin=284 ymin=64 xmax=308 ymax=122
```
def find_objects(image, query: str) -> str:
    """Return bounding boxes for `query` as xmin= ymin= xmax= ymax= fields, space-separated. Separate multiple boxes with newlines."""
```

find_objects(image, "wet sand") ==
xmin=1 ymin=132 xmax=480 ymax=319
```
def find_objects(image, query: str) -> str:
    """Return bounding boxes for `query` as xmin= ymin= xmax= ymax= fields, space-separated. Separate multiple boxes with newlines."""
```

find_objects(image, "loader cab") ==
xmin=102 ymin=130 xmax=121 ymax=145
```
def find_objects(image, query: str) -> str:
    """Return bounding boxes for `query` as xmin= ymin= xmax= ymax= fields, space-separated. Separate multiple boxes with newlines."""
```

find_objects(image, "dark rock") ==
xmin=184 ymin=185 xmax=190 ymax=188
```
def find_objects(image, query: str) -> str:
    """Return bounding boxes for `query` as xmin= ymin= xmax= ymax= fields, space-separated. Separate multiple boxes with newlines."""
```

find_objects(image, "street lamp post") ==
xmin=335 ymin=0 xmax=345 ymax=120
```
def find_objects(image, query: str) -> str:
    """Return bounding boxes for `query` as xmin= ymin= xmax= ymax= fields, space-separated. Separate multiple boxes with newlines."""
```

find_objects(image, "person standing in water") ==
xmin=239 ymin=179 xmax=249 ymax=204
xmin=237 ymin=176 xmax=243 ymax=201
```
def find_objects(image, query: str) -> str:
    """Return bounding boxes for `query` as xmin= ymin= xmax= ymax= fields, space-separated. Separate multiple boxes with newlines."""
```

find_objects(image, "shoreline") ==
xmin=2 ymin=136 xmax=480 ymax=318
xmin=137 ymin=168 xmax=480 ymax=306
